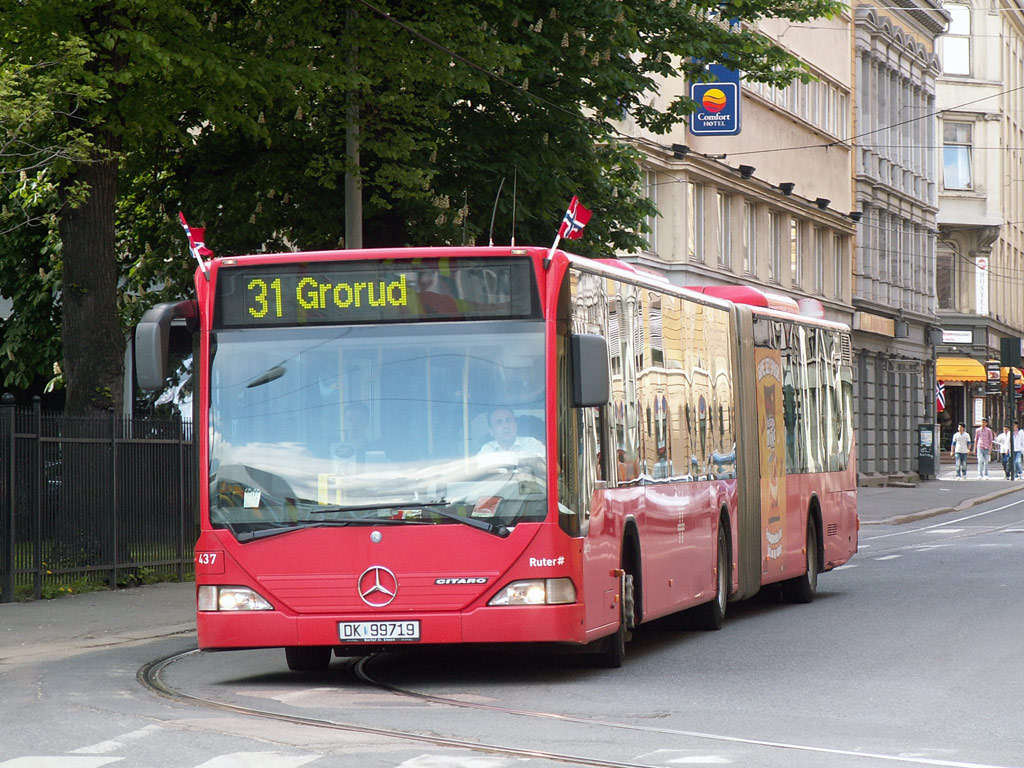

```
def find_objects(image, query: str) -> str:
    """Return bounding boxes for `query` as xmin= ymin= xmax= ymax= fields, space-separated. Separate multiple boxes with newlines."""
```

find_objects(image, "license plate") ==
xmin=338 ymin=620 xmax=421 ymax=642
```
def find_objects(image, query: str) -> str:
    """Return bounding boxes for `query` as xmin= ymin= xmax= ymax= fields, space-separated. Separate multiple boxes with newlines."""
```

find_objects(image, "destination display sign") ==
xmin=213 ymin=258 xmax=539 ymax=328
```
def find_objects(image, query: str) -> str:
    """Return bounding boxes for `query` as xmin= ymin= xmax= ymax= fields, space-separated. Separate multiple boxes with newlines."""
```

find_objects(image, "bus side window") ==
xmin=557 ymin=270 xmax=610 ymax=536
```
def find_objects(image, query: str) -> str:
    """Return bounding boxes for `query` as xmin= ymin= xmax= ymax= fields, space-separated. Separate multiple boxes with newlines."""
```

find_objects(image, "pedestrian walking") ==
xmin=1014 ymin=421 xmax=1024 ymax=479
xmin=995 ymin=425 xmax=1012 ymax=478
xmin=973 ymin=417 xmax=995 ymax=478
xmin=950 ymin=422 xmax=971 ymax=479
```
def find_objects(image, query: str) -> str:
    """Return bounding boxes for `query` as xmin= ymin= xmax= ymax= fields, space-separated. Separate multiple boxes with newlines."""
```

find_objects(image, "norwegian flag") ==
xmin=179 ymin=212 xmax=213 ymax=264
xmin=558 ymin=196 xmax=592 ymax=240
xmin=936 ymin=381 xmax=946 ymax=412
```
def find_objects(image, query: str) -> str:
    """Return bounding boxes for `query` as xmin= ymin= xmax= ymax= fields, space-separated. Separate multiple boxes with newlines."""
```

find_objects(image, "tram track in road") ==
xmin=139 ymin=647 xmax=1022 ymax=768
xmin=139 ymin=647 xmax=655 ymax=768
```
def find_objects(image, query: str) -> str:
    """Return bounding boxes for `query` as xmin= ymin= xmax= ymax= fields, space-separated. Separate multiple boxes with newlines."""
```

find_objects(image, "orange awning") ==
xmin=936 ymin=356 xmax=986 ymax=382
xmin=1001 ymin=366 xmax=1023 ymax=384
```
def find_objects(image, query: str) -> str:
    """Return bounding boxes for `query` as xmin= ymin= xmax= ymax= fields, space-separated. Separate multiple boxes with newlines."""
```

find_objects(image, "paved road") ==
xmin=2 ymin=480 xmax=1022 ymax=767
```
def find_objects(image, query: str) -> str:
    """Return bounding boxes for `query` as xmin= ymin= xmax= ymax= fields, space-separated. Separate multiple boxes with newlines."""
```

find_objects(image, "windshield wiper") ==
xmin=234 ymin=519 xmax=413 ymax=543
xmin=309 ymin=500 xmax=511 ymax=538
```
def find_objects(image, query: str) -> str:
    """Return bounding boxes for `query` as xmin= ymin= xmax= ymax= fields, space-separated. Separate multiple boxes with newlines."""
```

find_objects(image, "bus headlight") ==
xmin=198 ymin=585 xmax=274 ymax=611
xmin=488 ymin=578 xmax=576 ymax=606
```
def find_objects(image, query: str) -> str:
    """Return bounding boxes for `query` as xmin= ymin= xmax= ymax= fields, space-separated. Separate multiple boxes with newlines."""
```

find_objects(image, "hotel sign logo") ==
xmin=690 ymin=64 xmax=742 ymax=136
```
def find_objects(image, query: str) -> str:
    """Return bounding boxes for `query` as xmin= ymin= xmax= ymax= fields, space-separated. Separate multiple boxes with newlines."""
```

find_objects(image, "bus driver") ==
xmin=478 ymin=407 xmax=543 ymax=457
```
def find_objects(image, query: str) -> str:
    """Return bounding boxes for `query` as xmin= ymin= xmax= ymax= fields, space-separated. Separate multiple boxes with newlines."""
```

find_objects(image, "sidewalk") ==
xmin=858 ymin=465 xmax=1022 ymax=525
xmin=2 ymin=470 xmax=1020 ymax=662
xmin=0 ymin=580 xmax=196 ymax=665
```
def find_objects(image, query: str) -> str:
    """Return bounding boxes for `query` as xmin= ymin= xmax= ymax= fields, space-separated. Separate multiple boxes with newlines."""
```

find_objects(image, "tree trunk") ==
xmin=58 ymin=145 xmax=124 ymax=416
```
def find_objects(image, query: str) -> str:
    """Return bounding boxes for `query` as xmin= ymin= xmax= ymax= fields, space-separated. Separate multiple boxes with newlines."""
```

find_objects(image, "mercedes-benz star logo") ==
xmin=357 ymin=565 xmax=398 ymax=607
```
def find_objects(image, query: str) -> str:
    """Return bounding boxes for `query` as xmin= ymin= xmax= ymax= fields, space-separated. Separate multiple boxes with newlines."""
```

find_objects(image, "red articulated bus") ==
xmin=136 ymin=246 xmax=857 ymax=669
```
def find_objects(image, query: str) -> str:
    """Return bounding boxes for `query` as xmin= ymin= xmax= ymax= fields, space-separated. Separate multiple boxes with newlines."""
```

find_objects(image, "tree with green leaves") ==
xmin=0 ymin=0 xmax=844 ymax=414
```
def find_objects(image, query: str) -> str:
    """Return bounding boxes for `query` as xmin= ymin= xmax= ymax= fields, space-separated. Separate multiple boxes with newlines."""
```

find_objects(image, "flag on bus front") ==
xmin=558 ymin=196 xmax=592 ymax=240
xmin=179 ymin=212 xmax=214 ymax=261
xmin=936 ymin=381 xmax=946 ymax=412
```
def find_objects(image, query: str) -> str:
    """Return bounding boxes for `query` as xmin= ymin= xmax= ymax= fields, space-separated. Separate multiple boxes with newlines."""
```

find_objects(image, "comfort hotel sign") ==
xmin=690 ymin=64 xmax=742 ymax=136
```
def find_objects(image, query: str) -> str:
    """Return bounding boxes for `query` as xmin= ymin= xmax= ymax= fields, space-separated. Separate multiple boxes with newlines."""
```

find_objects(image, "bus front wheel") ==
xmin=590 ymin=571 xmax=634 ymax=668
xmin=285 ymin=645 xmax=332 ymax=672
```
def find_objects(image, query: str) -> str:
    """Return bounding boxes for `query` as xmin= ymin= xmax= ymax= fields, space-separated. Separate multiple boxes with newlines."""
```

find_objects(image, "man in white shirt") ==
xmin=995 ymin=425 xmax=1012 ymax=479
xmin=1013 ymin=421 xmax=1024 ymax=479
xmin=478 ymin=407 xmax=544 ymax=458
xmin=949 ymin=422 xmax=971 ymax=480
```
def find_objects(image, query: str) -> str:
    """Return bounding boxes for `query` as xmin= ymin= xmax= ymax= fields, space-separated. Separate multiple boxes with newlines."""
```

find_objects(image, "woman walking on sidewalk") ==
xmin=951 ymin=422 xmax=971 ymax=479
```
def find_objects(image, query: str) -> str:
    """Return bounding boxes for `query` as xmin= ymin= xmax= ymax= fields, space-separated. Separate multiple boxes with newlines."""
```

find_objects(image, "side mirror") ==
xmin=571 ymin=333 xmax=610 ymax=407
xmin=135 ymin=300 xmax=198 ymax=391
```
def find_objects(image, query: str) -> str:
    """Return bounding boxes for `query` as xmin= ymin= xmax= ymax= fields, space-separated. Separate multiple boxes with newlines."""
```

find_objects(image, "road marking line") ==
xmin=862 ymin=497 xmax=1024 ymax=541
xmin=0 ymin=759 xmax=122 ymax=767
xmin=71 ymin=725 xmax=162 ymax=755
xmin=875 ymin=555 xmax=902 ymax=560
xmin=194 ymin=754 xmax=317 ymax=768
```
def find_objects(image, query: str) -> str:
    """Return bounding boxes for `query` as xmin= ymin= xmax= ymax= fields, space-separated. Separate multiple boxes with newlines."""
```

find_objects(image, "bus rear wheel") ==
xmin=285 ymin=645 xmax=332 ymax=671
xmin=691 ymin=521 xmax=729 ymax=630
xmin=782 ymin=517 xmax=819 ymax=604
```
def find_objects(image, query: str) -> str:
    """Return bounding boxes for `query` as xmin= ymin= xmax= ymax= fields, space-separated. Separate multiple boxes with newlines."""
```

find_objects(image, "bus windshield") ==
xmin=208 ymin=320 xmax=547 ymax=537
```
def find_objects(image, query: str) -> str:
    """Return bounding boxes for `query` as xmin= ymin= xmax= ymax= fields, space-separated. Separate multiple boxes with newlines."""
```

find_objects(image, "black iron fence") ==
xmin=0 ymin=395 xmax=197 ymax=602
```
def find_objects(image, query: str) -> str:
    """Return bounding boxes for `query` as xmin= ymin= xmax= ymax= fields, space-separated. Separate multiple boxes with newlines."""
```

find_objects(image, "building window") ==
xmin=941 ymin=4 xmax=971 ymax=76
xmin=743 ymin=202 xmax=756 ymax=275
xmin=833 ymin=234 xmax=844 ymax=300
xmin=769 ymin=212 xmax=781 ymax=283
xmin=814 ymin=228 xmax=825 ymax=295
xmin=644 ymin=170 xmax=658 ymax=253
xmin=790 ymin=219 xmax=801 ymax=287
xmin=717 ymin=192 xmax=731 ymax=269
xmin=687 ymin=182 xmax=705 ymax=262
xmin=936 ymin=246 xmax=956 ymax=310
xmin=943 ymin=121 xmax=973 ymax=190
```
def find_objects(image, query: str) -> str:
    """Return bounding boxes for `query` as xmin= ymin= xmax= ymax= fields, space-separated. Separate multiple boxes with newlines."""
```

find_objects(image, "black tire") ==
xmin=590 ymin=571 xmax=634 ymax=668
xmin=285 ymin=645 xmax=332 ymax=671
xmin=782 ymin=516 xmax=819 ymax=604
xmin=691 ymin=521 xmax=729 ymax=630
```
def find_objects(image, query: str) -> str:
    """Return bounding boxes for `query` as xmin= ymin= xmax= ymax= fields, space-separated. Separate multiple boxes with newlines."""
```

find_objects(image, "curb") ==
xmin=861 ymin=484 xmax=1021 ymax=526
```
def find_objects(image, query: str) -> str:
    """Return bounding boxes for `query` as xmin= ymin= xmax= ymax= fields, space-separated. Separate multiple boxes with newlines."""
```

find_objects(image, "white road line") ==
xmin=71 ymin=725 xmax=162 ymax=755
xmin=0 ymin=759 xmax=122 ymax=768
xmin=861 ymin=497 xmax=1024 ymax=541
xmin=194 ymin=754 xmax=318 ymax=768
xmin=396 ymin=756 xmax=516 ymax=767
xmin=875 ymin=555 xmax=902 ymax=560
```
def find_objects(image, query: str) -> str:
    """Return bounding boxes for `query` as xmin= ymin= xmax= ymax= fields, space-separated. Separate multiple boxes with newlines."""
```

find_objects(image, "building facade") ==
xmin=621 ymin=5 xmax=951 ymax=483
xmin=617 ymin=13 xmax=857 ymax=324
xmin=850 ymin=3 xmax=947 ymax=480
xmin=935 ymin=1 xmax=1024 ymax=447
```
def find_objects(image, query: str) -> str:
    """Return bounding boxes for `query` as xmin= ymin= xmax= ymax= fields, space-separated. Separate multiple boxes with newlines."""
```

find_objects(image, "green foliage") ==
xmin=0 ymin=0 xmax=846 ymax=398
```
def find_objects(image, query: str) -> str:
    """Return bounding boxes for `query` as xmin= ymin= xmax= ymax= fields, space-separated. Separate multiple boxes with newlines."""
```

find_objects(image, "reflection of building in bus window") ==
xmin=653 ymin=451 xmax=673 ymax=479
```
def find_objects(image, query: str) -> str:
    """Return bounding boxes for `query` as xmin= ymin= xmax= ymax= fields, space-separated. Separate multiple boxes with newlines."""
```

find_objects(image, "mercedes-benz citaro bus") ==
xmin=136 ymin=246 xmax=857 ymax=670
